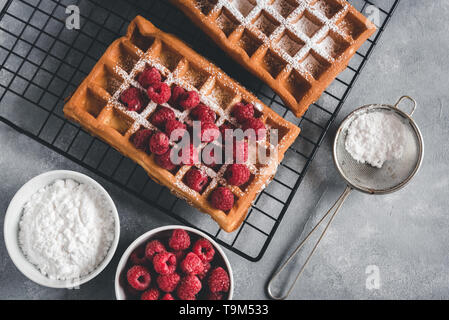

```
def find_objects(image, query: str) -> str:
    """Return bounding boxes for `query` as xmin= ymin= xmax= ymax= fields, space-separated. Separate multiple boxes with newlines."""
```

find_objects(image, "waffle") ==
xmin=171 ymin=0 xmax=376 ymax=117
xmin=64 ymin=16 xmax=300 ymax=232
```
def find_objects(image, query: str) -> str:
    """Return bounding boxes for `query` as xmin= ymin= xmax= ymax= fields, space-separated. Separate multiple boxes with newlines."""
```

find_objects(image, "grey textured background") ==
xmin=1 ymin=0 xmax=449 ymax=299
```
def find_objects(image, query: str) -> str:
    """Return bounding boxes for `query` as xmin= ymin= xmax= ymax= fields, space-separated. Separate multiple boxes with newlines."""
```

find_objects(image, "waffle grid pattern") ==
xmin=0 ymin=0 xmax=399 ymax=261
xmin=172 ymin=0 xmax=376 ymax=116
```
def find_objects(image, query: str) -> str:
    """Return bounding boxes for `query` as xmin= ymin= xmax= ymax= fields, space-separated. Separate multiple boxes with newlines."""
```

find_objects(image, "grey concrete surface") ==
xmin=1 ymin=0 xmax=449 ymax=299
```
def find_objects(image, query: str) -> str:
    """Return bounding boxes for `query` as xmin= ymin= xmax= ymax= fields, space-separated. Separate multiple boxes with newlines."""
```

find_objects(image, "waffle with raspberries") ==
xmin=171 ymin=0 xmax=376 ymax=117
xmin=64 ymin=16 xmax=300 ymax=232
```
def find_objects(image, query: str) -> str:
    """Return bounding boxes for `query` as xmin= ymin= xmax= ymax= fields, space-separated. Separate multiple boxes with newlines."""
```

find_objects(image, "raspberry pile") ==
xmin=121 ymin=229 xmax=231 ymax=300
xmin=122 ymin=66 xmax=268 ymax=213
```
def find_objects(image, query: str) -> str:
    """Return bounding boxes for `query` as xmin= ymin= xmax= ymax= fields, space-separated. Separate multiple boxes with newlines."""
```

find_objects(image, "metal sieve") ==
xmin=267 ymin=96 xmax=424 ymax=300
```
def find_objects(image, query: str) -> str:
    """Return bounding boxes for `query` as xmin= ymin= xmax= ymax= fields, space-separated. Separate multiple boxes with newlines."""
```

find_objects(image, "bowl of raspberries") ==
xmin=115 ymin=225 xmax=233 ymax=300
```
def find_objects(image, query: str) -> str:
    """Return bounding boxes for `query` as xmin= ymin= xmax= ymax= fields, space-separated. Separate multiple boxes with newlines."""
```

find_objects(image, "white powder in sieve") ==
xmin=344 ymin=110 xmax=406 ymax=168
xmin=19 ymin=179 xmax=116 ymax=281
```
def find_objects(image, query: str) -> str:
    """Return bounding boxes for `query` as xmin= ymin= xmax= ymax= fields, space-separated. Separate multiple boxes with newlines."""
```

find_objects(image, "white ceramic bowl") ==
xmin=115 ymin=225 xmax=234 ymax=300
xmin=4 ymin=170 xmax=120 ymax=288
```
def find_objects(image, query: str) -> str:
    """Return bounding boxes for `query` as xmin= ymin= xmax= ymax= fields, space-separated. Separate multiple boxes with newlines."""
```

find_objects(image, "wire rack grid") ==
xmin=0 ymin=0 xmax=399 ymax=261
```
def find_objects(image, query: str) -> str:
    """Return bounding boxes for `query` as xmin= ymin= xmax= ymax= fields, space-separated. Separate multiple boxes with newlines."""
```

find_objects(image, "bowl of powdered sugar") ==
xmin=4 ymin=170 xmax=120 ymax=288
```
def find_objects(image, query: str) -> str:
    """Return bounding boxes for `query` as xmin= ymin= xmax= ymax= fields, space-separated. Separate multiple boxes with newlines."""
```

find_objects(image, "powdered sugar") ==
xmin=345 ymin=110 xmax=406 ymax=168
xmin=19 ymin=179 xmax=116 ymax=280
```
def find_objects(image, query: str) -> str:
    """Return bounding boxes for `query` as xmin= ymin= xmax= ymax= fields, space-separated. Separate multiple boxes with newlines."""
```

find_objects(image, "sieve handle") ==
xmin=266 ymin=186 xmax=352 ymax=300
xmin=394 ymin=96 xmax=417 ymax=116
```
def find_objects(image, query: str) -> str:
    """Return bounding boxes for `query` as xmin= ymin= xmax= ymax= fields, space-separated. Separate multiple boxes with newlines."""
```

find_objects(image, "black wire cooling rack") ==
xmin=0 ymin=0 xmax=399 ymax=261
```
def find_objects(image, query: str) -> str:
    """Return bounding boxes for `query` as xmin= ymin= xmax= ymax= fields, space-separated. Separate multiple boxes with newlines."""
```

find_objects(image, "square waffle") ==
xmin=64 ymin=16 xmax=300 ymax=232
xmin=171 ymin=0 xmax=376 ymax=117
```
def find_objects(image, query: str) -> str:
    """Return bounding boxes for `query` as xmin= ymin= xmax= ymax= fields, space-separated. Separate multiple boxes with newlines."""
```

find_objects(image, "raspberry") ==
xmin=191 ymin=103 xmax=216 ymax=123
xmin=165 ymin=119 xmax=187 ymax=141
xmin=155 ymin=149 xmax=177 ymax=171
xmin=157 ymin=272 xmax=180 ymax=292
xmin=180 ymin=252 xmax=204 ymax=275
xmin=208 ymin=267 xmax=230 ymax=293
xmin=132 ymin=129 xmax=152 ymax=151
xmin=179 ymin=144 xmax=199 ymax=165
xmin=126 ymin=284 xmax=140 ymax=298
xmin=207 ymin=292 xmax=223 ymax=300
xmin=149 ymin=132 xmax=169 ymax=155
xmin=161 ymin=293 xmax=175 ymax=300
xmin=141 ymin=288 xmax=159 ymax=300
xmin=184 ymin=168 xmax=208 ymax=193
xmin=210 ymin=187 xmax=234 ymax=211
xmin=147 ymin=82 xmax=171 ymax=104
xmin=179 ymin=91 xmax=200 ymax=109
xmin=137 ymin=67 xmax=161 ymax=88
xmin=232 ymin=102 xmax=254 ymax=123
xmin=225 ymin=164 xmax=250 ymax=186
xmin=127 ymin=265 xmax=151 ymax=291
xmin=120 ymin=87 xmax=146 ymax=113
xmin=197 ymin=262 xmax=211 ymax=280
xmin=150 ymin=107 xmax=176 ymax=129
xmin=233 ymin=140 xmax=248 ymax=163
xmin=192 ymin=238 xmax=215 ymax=263
xmin=168 ymin=85 xmax=185 ymax=108
xmin=177 ymin=275 xmax=202 ymax=300
xmin=199 ymin=122 xmax=220 ymax=143
xmin=168 ymin=229 xmax=191 ymax=251
xmin=153 ymin=252 xmax=177 ymax=275
xmin=145 ymin=240 xmax=166 ymax=261
xmin=130 ymin=245 xmax=147 ymax=265
xmin=242 ymin=118 xmax=266 ymax=141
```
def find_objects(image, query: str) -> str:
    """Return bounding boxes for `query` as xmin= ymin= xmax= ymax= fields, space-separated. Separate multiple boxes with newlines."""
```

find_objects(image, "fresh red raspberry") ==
xmin=219 ymin=123 xmax=234 ymax=140
xmin=165 ymin=119 xmax=187 ymax=141
xmin=153 ymin=252 xmax=177 ymax=275
xmin=192 ymin=238 xmax=215 ymax=263
xmin=169 ymin=229 xmax=191 ymax=251
xmin=179 ymin=90 xmax=200 ymax=109
xmin=127 ymin=265 xmax=151 ymax=291
xmin=161 ymin=293 xmax=175 ymax=300
xmin=242 ymin=118 xmax=266 ymax=141
xmin=233 ymin=139 xmax=248 ymax=163
xmin=157 ymin=272 xmax=181 ymax=292
xmin=210 ymin=187 xmax=234 ymax=211
xmin=137 ymin=67 xmax=161 ymax=89
xmin=184 ymin=168 xmax=208 ymax=192
xmin=207 ymin=292 xmax=224 ymax=300
xmin=149 ymin=132 xmax=169 ymax=155
xmin=191 ymin=103 xmax=216 ymax=123
xmin=179 ymin=144 xmax=199 ymax=165
xmin=150 ymin=107 xmax=175 ymax=129
xmin=199 ymin=122 xmax=220 ymax=142
xmin=208 ymin=267 xmax=230 ymax=293
xmin=168 ymin=85 xmax=185 ymax=108
xmin=232 ymin=102 xmax=254 ymax=123
xmin=180 ymin=252 xmax=204 ymax=275
xmin=145 ymin=240 xmax=166 ymax=261
xmin=132 ymin=129 xmax=152 ymax=151
xmin=155 ymin=149 xmax=177 ymax=171
xmin=130 ymin=245 xmax=147 ymax=265
xmin=177 ymin=275 xmax=202 ymax=300
xmin=141 ymin=288 xmax=159 ymax=300
xmin=197 ymin=262 xmax=211 ymax=280
xmin=120 ymin=87 xmax=146 ymax=113
xmin=147 ymin=82 xmax=171 ymax=104
xmin=225 ymin=164 xmax=250 ymax=186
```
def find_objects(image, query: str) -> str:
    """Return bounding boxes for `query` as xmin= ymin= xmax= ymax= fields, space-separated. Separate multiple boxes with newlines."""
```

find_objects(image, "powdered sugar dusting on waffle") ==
xmin=108 ymin=38 xmax=283 ymax=203
xmin=213 ymin=0 xmax=349 ymax=79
